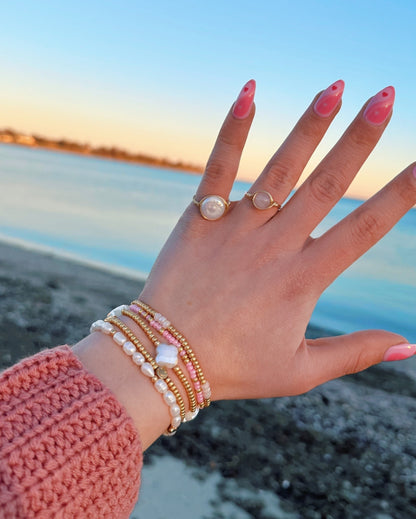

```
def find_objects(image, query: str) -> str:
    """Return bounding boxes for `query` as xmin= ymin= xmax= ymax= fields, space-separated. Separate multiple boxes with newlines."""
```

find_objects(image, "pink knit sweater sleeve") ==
xmin=0 ymin=345 xmax=143 ymax=519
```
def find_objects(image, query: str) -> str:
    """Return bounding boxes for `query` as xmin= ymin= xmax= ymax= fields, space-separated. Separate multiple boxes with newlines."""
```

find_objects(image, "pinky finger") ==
xmin=310 ymin=163 xmax=416 ymax=289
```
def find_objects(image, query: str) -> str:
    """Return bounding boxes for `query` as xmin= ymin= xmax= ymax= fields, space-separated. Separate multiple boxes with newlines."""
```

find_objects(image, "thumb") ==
xmin=303 ymin=330 xmax=416 ymax=388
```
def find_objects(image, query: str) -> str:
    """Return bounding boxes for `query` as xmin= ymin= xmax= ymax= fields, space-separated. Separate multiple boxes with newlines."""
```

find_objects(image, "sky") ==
xmin=1 ymin=0 xmax=416 ymax=199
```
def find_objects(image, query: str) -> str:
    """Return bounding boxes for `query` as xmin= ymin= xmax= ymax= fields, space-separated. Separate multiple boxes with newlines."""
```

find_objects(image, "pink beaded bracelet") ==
xmin=131 ymin=300 xmax=212 ymax=409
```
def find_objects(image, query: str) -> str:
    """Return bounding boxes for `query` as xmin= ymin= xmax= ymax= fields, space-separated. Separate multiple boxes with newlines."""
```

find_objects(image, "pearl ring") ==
xmin=244 ymin=190 xmax=282 ymax=211
xmin=192 ymin=195 xmax=230 ymax=221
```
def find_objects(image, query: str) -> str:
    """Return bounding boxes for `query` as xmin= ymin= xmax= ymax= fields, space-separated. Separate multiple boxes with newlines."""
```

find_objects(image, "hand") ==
xmin=140 ymin=79 xmax=416 ymax=402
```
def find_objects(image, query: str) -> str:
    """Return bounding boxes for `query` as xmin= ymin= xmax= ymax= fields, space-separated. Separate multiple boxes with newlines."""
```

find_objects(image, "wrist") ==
xmin=72 ymin=331 xmax=168 ymax=450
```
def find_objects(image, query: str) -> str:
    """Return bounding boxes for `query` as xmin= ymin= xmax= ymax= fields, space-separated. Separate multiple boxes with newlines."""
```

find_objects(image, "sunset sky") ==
xmin=2 ymin=1 xmax=416 ymax=199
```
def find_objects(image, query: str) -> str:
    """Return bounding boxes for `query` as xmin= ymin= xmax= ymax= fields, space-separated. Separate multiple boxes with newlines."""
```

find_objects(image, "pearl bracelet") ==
xmin=131 ymin=300 xmax=212 ymax=408
xmin=121 ymin=308 xmax=199 ymax=418
xmin=90 ymin=318 xmax=183 ymax=435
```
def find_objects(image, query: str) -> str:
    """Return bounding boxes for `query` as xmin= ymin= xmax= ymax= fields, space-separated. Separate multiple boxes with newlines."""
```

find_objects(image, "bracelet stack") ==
xmin=89 ymin=300 xmax=211 ymax=436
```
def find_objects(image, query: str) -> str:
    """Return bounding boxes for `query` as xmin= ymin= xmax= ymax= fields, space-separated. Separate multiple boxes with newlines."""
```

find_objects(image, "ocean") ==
xmin=0 ymin=143 xmax=415 ymax=342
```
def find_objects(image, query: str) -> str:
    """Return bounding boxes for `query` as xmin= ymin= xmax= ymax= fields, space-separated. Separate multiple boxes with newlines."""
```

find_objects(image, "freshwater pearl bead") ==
xmin=155 ymin=344 xmax=178 ymax=368
xmin=123 ymin=341 xmax=136 ymax=356
xmin=200 ymin=195 xmax=227 ymax=220
xmin=102 ymin=322 xmax=114 ymax=334
xmin=113 ymin=332 xmax=126 ymax=346
xmin=154 ymin=379 xmax=168 ymax=394
xmin=185 ymin=408 xmax=199 ymax=422
xmin=171 ymin=415 xmax=182 ymax=428
xmin=108 ymin=305 xmax=128 ymax=317
xmin=132 ymin=351 xmax=145 ymax=365
xmin=141 ymin=362 xmax=155 ymax=378
xmin=90 ymin=320 xmax=104 ymax=333
xmin=163 ymin=390 xmax=176 ymax=406
xmin=170 ymin=404 xmax=181 ymax=417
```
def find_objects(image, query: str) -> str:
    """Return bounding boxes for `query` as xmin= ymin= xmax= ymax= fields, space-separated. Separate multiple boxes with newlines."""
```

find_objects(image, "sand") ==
xmin=1 ymin=240 xmax=416 ymax=519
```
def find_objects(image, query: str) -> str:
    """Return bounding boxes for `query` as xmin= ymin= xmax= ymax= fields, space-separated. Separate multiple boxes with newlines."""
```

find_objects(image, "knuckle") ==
xmin=348 ymin=125 xmax=373 ymax=150
xmin=266 ymin=161 xmax=295 ymax=190
xmin=344 ymin=350 xmax=367 ymax=376
xmin=204 ymin=156 xmax=230 ymax=183
xmin=309 ymin=170 xmax=345 ymax=204
xmin=350 ymin=210 xmax=381 ymax=246
xmin=394 ymin=167 xmax=416 ymax=204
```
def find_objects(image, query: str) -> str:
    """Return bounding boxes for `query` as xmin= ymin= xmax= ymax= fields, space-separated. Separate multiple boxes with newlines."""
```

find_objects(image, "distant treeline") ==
xmin=0 ymin=128 xmax=203 ymax=173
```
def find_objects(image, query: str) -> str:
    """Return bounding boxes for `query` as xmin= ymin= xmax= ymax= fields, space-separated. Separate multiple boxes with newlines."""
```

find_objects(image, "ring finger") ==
xmin=237 ymin=79 xmax=345 ymax=222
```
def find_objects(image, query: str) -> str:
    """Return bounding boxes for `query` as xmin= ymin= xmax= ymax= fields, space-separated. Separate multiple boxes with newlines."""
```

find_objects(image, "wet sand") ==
xmin=1 ymin=240 xmax=415 ymax=519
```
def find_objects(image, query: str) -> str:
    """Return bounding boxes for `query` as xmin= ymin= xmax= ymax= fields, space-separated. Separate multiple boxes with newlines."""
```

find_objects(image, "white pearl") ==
xmin=155 ymin=344 xmax=178 ymax=368
xmin=102 ymin=322 xmax=114 ymax=335
xmin=171 ymin=415 xmax=181 ymax=428
xmin=154 ymin=379 xmax=168 ymax=393
xmin=200 ymin=195 xmax=227 ymax=220
xmin=141 ymin=362 xmax=155 ymax=378
xmin=163 ymin=390 xmax=176 ymax=406
xmin=113 ymin=332 xmax=126 ymax=346
xmin=123 ymin=341 xmax=136 ymax=356
xmin=170 ymin=404 xmax=181 ymax=417
xmin=108 ymin=305 xmax=128 ymax=317
xmin=90 ymin=320 xmax=104 ymax=333
xmin=185 ymin=408 xmax=199 ymax=422
xmin=132 ymin=351 xmax=145 ymax=366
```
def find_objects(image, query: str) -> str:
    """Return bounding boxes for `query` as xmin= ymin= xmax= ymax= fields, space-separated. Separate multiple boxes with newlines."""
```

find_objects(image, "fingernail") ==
xmin=232 ymin=79 xmax=256 ymax=119
xmin=363 ymin=86 xmax=395 ymax=125
xmin=313 ymin=79 xmax=345 ymax=117
xmin=383 ymin=343 xmax=416 ymax=362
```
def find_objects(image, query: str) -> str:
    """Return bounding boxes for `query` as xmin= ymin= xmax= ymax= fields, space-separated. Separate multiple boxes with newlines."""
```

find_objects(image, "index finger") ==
xmin=195 ymin=79 xmax=256 ymax=201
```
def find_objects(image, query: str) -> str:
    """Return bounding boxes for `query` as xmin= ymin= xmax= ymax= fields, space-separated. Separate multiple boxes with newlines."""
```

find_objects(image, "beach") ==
xmin=1 ymin=240 xmax=416 ymax=519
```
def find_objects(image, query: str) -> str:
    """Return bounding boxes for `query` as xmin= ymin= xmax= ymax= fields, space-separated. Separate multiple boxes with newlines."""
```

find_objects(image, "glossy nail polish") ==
xmin=364 ymin=86 xmax=395 ymax=125
xmin=314 ymin=80 xmax=345 ymax=117
xmin=383 ymin=343 xmax=416 ymax=362
xmin=232 ymin=79 xmax=256 ymax=119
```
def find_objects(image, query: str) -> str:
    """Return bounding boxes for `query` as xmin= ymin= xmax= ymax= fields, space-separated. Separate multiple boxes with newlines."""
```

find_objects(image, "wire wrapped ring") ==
xmin=245 ymin=191 xmax=282 ymax=211
xmin=192 ymin=195 xmax=230 ymax=221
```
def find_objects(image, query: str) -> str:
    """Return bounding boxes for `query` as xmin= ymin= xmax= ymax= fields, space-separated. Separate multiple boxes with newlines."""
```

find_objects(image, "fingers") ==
xmin=236 ymin=80 xmax=345 ymax=222
xmin=195 ymin=80 xmax=256 ymax=202
xmin=279 ymin=86 xmax=395 ymax=244
xmin=309 ymin=163 xmax=416 ymax=289
xmin=298 ymin=330 xmax=414 ymax=391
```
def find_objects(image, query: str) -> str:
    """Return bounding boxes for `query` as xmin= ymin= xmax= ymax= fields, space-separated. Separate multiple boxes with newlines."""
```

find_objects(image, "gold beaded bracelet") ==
xmin=104 ymin=316 xmax=186 ymax=427
xmin=132 ymin=300 xmax=211 ymax=408
xmin=121 ymin=308 xmax=198 ymax=414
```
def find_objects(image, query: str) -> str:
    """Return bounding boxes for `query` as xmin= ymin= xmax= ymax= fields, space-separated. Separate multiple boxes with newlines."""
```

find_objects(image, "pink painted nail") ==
xmin=232 ymin=79 xmax=256 ymax=119
xmin=314 ymin=80 xmax=345 ymax=117
xmin=364 ymin=86 xmax=395 ymax=125
xmin=383 ymin=343 xmax=416 ymax=362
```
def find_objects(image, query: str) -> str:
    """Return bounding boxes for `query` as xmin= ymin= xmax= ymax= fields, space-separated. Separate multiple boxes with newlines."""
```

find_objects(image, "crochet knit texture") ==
xmin=0 ymin=345 xmax=143 ymax=518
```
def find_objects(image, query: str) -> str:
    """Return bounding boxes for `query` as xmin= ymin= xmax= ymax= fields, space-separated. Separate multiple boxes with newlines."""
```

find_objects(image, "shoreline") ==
xmin=0 ymin=138 xmax=204 ymax=175
xmin=1 ymin=240 xmax=416 ymax=518
xmin=0 ymin=233 xmax=148 ymax=283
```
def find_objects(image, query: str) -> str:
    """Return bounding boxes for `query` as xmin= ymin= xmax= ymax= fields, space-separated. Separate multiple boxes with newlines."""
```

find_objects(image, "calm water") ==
xmin=0 ymin=144 xmax=415 ymax=341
